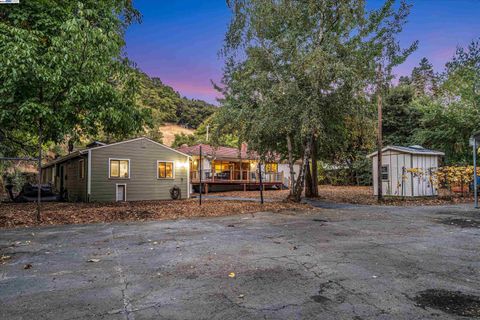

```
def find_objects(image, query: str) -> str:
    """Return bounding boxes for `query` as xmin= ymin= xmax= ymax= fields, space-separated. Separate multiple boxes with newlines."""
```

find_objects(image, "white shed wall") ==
xmin=372 ymin=151 xmax=439 ymax=197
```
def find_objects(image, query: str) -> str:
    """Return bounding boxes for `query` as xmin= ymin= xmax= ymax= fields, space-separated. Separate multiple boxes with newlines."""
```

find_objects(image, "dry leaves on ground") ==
xmin=215 ymin=185 xmax=475 ymax=206
xmin=0 ymin=198 xmax=314 ymax=229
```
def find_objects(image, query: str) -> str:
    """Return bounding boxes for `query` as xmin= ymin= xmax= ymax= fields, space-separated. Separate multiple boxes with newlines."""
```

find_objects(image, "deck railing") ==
xmin=190 ymin=169 xmax=284 ymax=183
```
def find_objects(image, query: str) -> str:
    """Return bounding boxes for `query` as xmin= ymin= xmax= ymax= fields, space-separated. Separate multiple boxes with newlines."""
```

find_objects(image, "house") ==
xmin=367 ymin=145 xmax=445 ymax=197
xmin=176 ymin=143 xmax=299 ymax=192
xmin=42 ymin=137 xmax=190 ymax=202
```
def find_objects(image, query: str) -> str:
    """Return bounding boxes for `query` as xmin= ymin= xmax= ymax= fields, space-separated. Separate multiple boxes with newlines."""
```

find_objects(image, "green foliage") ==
xmin=136 ymin=71 xmax=181 ymax=124
xmin=135 ymin=70 xmax=217 ymax=144
xmin=219 ymin=0 xmax=414 ymax=200
xmin=177 ymin=99 xmax=217 ymax=129
xmin=411 ymin=57 xmax=438 ymax=96
xmin=171 ymin=114 xmax=238 ymax=148
xmin=171 ymin=133 xmax=196 ymax=148
xmin=383 ymin=84 xmax=420 ymax=145
xmin=412 ymin=40 xmax=480 ymax=164
xmin=0 ymin=1 xmax=147 ymax=156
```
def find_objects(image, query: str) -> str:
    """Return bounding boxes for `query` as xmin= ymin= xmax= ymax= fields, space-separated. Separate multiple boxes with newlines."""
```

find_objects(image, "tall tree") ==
xmin=0 ymin=1 xmax=148 ymax=219
xmin=383 ymin=84 xmax=420 ymax=145
xmin=411 ymin=57 xmax=438 ymax=96
xmin=413 ymin=39 xmax=480 ymax=164
xmin=219 ymin=0 xmax=416 ymax=201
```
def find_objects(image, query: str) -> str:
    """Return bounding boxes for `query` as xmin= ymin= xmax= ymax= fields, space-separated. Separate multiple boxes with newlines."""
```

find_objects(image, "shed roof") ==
xmin=367 ymin=145 xmax=445 ymax=158
xmin=471 ymin=130 xmax=480 ymax=141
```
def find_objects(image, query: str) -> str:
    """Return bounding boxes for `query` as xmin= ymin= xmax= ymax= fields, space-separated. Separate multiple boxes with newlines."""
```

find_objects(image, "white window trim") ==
xmin=109 ymin=158 xmax=131 ymax=179
xmin=381 ymin=164 xmax=389 ymax=181
xmin=116 ymin=183 xmax=127 ymax=202
xmin=157 ymin=160 xmax=175 ymax=179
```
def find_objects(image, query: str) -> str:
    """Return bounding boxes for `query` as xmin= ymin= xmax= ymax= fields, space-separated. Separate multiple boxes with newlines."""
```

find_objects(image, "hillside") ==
xmin=158 ymin=124 xmax=195 ymax=147
xmin=136 ymin=70 xmax=217 ymax=129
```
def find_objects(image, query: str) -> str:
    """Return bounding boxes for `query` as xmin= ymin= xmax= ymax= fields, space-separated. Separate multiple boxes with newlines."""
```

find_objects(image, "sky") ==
xmin=125 ymin=0 xmax=480 ymax=105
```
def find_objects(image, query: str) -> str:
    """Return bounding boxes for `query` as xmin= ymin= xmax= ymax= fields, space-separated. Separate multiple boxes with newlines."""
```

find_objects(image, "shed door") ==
xmin=116 ymin=185 xmax=126 ymax=202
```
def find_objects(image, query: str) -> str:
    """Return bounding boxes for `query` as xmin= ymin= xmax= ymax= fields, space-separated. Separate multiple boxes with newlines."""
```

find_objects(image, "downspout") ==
xmin=87 ymin=150 xmax=92 ymax=202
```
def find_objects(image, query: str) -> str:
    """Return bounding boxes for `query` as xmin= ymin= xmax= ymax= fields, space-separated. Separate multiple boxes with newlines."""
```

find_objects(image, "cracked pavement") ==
xmin=1 ymin=203 xmax=480 ymax=319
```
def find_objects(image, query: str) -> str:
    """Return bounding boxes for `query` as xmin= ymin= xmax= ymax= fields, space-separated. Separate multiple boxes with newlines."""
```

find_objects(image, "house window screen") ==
xmin=110 ymin=159 xmax=129 ymax=178
xmin=158 ymin=161 xmax=174 ymax=179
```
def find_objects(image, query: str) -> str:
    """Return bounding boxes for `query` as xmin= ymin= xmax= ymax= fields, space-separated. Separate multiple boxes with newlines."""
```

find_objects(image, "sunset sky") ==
xmin=125 ymin=0 xmax=480 ymax=105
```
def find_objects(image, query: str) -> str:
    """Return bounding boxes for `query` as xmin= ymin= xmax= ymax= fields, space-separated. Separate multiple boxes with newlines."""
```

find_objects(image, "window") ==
xmin=109 ymin=159 xmax=129 ymax=178
xmin=265 ymin=163 xmax=278 ymax=173
xmin=79 ymin=159 xmax=85 ymax=179
xmin=381 ymin=165 xmax=389 ymax=181
xmin=158 ymin=161 xmax=174 ymax=179
xmin=213 ymin=161 xmax=230 ymax=173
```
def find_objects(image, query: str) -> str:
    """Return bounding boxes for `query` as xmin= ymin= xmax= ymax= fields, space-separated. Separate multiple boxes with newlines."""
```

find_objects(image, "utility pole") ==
xmin=377 ymin=64 xmax=383 ymax=202
xmin=474 ymin=137 xmax=478 ymax=209
xmin=206 ymin=125 xmax=210 ymax=142
xmin=199 ymin=145 xmax=202 ymax=206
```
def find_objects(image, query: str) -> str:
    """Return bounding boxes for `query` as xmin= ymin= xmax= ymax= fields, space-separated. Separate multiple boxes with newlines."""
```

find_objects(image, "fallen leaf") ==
xmin=228 ymin=272 xmax=236 ymax=278
xmin=87 ymin=259 xmax=100 ymax=263
xmin=238 ymin=294 xmax=244 ymax=298
xmin=24 ymin=263 xmax=32 ymax=269
xmin=0 ymin=255 xmax=11 ymax=264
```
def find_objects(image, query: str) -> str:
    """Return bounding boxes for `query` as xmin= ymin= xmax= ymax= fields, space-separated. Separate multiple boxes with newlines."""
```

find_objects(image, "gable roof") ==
xmin=43 ymin=137 xmax=189 ymax=168
xmin=367 ymin=145 xmax=445 ymax=158
xmin=176 ymin=144 xmax=258 ymax=160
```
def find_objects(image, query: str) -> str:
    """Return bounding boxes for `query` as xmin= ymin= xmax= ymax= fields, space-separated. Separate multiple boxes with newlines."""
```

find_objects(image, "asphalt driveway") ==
xmin=1 ymin=203 xmax=480 ymax=319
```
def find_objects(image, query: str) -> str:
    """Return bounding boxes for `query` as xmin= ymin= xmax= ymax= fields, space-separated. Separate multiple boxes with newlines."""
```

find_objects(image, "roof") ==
xmin=43 ymin=137 xmax=189 ymax=168
xmin=176 ymin=144 xmax=259 ymax=160
xmin=471 ymin=130 xmax=480 ymax=141
xmin=367 ymin=145 xmax=445 ymax=158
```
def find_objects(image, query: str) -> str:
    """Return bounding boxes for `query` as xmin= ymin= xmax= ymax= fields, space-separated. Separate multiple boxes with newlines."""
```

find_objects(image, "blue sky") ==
xmin=125 ymin=0 xmax=480 ymax=104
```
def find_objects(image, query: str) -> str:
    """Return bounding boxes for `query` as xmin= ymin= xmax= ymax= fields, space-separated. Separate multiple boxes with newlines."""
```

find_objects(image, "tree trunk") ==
xmin=310 ymin=136 xmax=319 ymax=197
xmin=376 ymin=64 xmax=383 ymax=202
xmin=305 ymin=160 xmax=313 ymax=198
xmin=291 ymin=136 xmax=313 ymax=202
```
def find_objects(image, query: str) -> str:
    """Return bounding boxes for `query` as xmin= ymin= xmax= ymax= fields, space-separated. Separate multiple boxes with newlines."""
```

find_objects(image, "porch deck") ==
xmin=190 ymin=170 xmax=285 ymax=193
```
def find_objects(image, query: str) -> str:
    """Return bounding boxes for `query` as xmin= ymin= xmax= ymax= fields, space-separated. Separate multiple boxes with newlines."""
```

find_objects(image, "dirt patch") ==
xmin=414 ymin=289 xmax=480 ymax=317
xmin=439 ymin=218 xmax=480 ymax=228
xmin=0 ymin=199 xmax=315 ymax=229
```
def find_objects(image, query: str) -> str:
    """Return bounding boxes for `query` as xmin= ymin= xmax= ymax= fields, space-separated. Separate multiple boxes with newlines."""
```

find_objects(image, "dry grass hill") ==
xmin=158 ymin=123 xmax=195 ymax=146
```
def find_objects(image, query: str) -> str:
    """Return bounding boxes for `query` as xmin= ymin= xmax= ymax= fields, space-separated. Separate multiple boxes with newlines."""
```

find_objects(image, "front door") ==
xmin=116 ymin=184 xmax=126 ymax=202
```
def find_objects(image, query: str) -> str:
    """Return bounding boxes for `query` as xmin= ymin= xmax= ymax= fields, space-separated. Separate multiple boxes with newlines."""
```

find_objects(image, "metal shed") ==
xmin=367 ymin=145 xmax=445 ymax=197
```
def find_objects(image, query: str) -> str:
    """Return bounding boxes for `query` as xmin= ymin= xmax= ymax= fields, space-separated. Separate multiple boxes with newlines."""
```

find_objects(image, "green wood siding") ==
xmin=63 ymin=157 xmax=87 ymax=201
xmin=42 ymin=157 xmax=87 ymax=201
xmin=89 ymin=139 xmax=189 ymax=202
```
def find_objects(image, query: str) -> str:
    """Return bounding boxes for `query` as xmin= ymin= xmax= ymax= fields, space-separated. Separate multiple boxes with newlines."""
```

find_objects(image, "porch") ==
xmin=190 ymin=159 xmax=285 ymax=193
